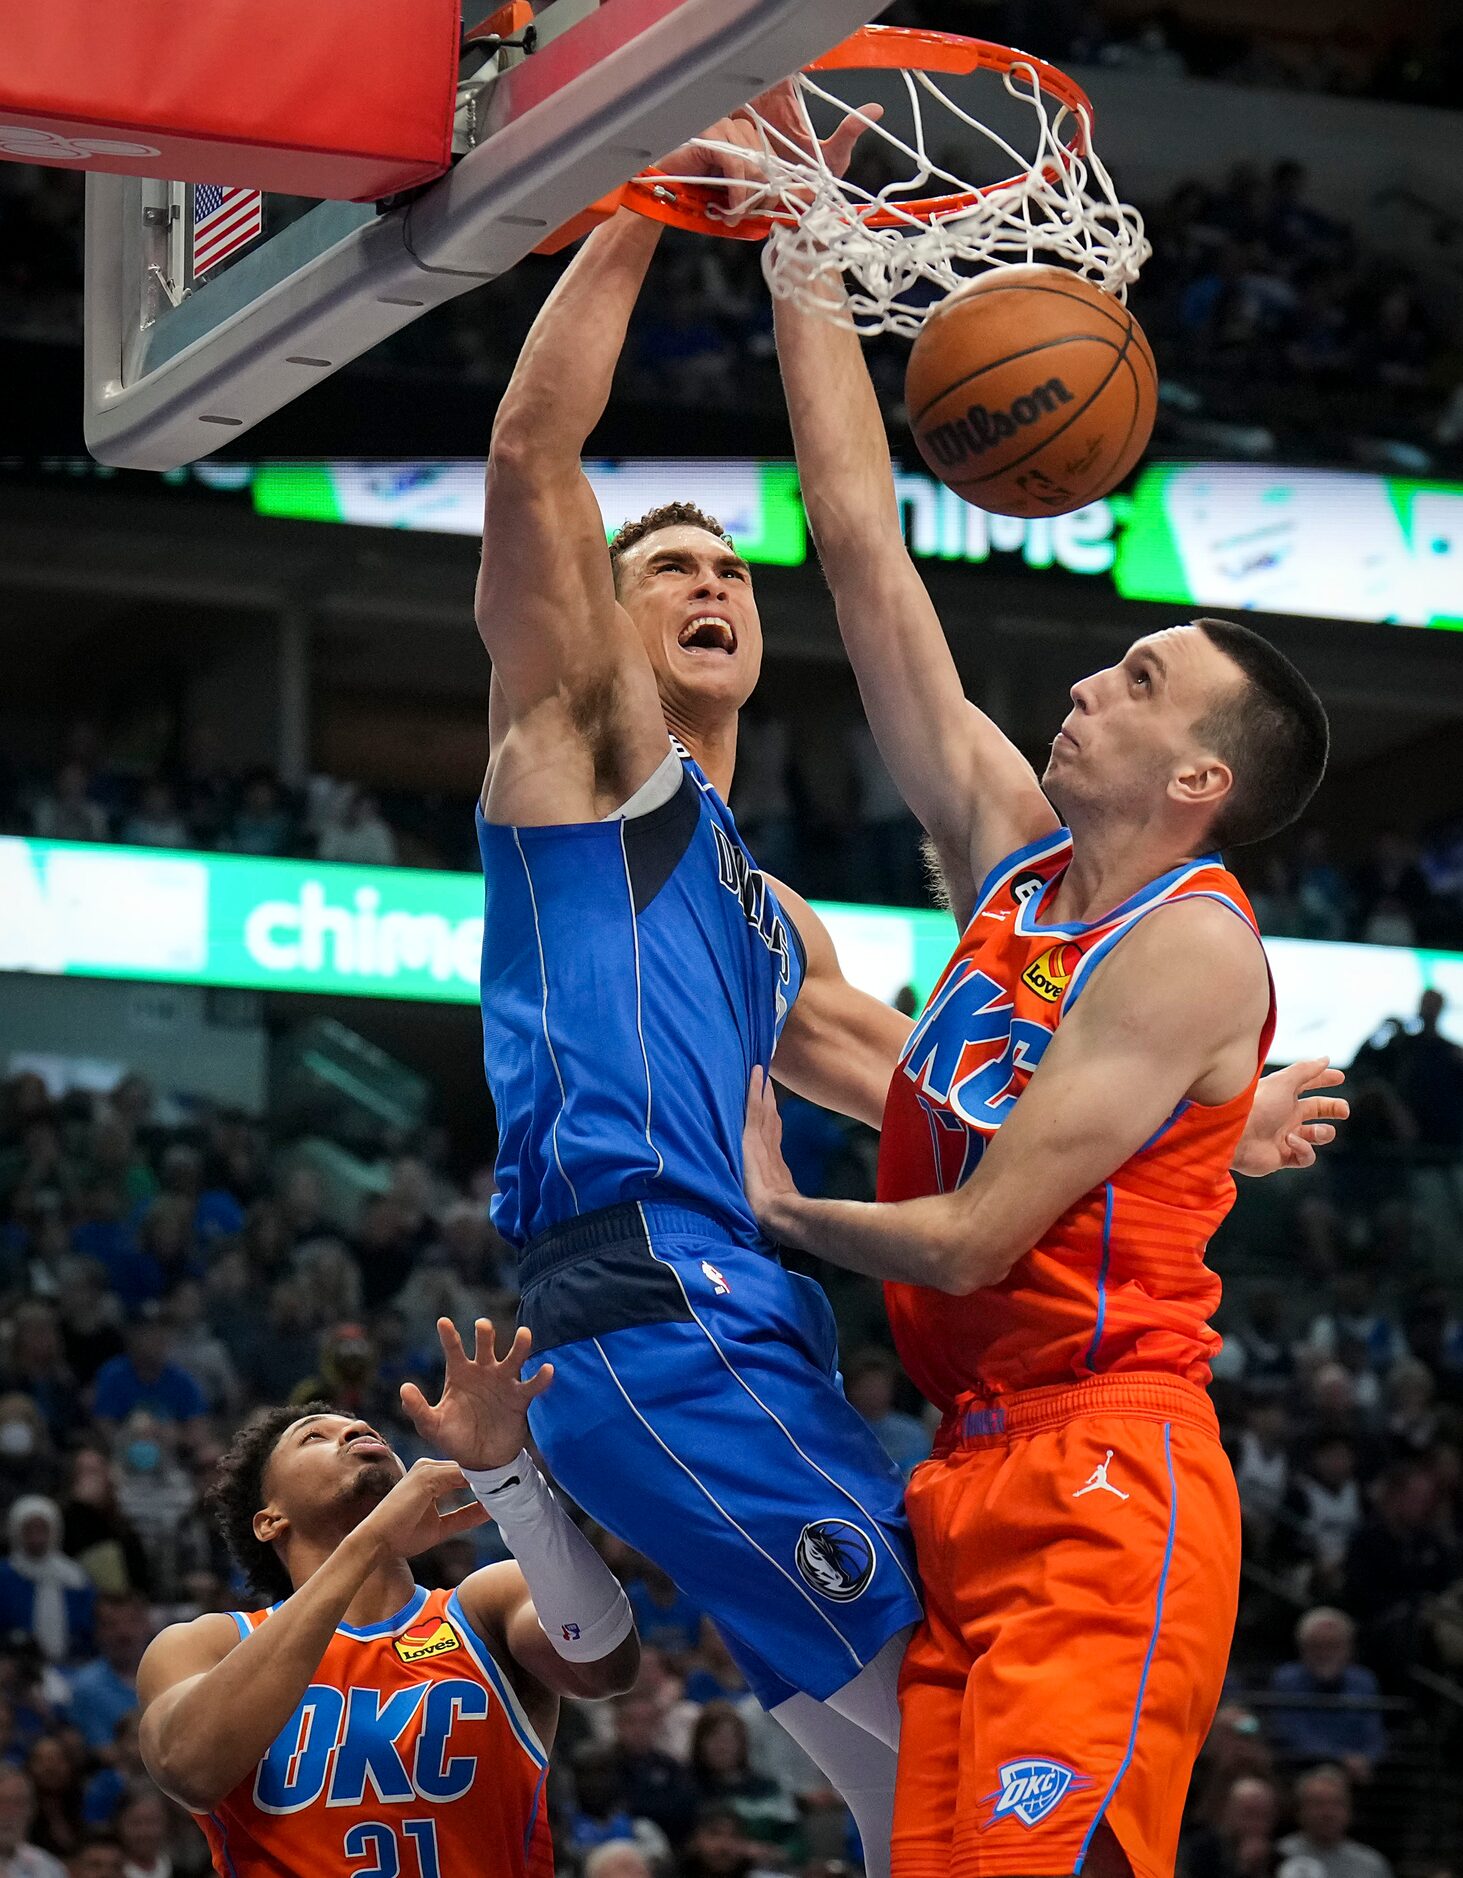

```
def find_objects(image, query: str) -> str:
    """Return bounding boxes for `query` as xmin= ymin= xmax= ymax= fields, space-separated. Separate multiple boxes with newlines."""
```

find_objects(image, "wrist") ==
xmin=339 ymin=1519 xmax=392 ymax=1579
xmin=463 ymin=1450 xmax=537 ymax=1504
xmin=452 ymin=1433 xmax=531 ymax=1473
xmin=762 ymin=1187 xmax=812 ymax=1249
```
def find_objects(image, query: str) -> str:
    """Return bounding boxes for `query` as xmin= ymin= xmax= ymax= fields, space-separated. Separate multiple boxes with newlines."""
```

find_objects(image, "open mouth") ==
xmin=678 ymin=615 xmax=737 ymax=655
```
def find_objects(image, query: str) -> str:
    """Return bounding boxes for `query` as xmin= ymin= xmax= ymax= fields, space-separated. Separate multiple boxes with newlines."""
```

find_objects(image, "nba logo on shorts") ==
xmin=985 ymin=1759 xmax=1088 ymax=1829
xmin=795 ymin=1520 xmax=876 ymax=1602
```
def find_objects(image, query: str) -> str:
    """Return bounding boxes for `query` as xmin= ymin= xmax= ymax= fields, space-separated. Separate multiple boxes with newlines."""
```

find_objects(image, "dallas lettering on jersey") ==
xmin=900 ymin=962 xmax=1053 ymax=1135
xmin=712 ymin=826 xmax=792 ymax=993
xmin=254 ymin=1680 xmax=489 ymax=1813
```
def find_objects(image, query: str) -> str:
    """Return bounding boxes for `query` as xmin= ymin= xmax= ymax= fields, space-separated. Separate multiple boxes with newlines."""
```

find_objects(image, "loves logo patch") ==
xmin=1021 ymin=943 xmax=1079 ymax=1003
xmin=393 ymin=1619 xmax=460 ymax=1664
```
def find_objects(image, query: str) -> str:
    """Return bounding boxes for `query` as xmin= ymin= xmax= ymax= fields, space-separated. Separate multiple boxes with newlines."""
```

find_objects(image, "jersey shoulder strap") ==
xmin=970 ymin=828 xmax=1074 ymax=926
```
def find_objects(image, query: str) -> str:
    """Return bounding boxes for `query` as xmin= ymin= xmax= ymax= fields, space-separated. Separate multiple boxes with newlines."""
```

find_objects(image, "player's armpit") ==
xmin=767 ymin=880 xmax=912 ymax=1129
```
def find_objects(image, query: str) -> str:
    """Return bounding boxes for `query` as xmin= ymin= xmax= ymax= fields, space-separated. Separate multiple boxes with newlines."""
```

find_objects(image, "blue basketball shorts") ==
xmin=516 ymin=1200 xmax=922 ymax=1708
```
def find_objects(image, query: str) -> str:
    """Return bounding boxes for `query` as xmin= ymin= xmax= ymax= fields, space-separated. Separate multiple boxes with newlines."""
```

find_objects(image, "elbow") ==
xmin=142 ymin=1741 xmax=226 ymax=1817
xmin=931 ymin=1227 xmax=1020 ymax=1298
xmin=484 ymin=420 xmax=578 ymax=522
xmin=573 ymin=1632 xmax=641 ymax=1700
xmin=486 ymin=412 xmax=541 ymax=481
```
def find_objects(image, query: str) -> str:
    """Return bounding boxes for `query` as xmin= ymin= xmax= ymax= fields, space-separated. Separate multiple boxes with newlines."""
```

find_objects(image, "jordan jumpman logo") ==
xmin=1073 ymin=1450 xmax=1129 ymax=1501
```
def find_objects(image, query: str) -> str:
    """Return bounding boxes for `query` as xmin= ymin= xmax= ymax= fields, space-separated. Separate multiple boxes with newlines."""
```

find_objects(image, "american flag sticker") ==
xmin=191 ymin=183 xmax=264 ymax=277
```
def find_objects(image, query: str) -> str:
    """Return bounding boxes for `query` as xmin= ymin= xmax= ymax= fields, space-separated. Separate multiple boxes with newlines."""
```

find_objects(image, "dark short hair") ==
xmin=607 ymin=503 xmax=733 ymax=582
xmin=205 ymin=1402 xmax=338 ymax=1605
xmin=1192 ymin=618 xmax=1329 ymax=849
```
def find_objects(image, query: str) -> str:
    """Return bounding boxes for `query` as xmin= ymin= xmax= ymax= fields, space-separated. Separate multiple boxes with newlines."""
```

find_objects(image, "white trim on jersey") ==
xmin=589 ymin=1334 xmax=867 ymax=1674
xmin=619 ymin=831 xmax=665 ymax=1180
xmin=636 ymin=1206 xmax=923 ymax=1610
xmin=512 ymin=830 xmax=581 ymax=1215
xmin=602 ymin=742 xmax=680 ymax=822
xmin=446 ymin=1589 xmax=550 ymax=1771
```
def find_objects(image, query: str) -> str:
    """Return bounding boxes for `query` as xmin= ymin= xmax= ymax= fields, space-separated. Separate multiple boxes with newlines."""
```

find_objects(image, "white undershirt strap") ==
xmin=603 ymin=744 xmax=682 ymax=822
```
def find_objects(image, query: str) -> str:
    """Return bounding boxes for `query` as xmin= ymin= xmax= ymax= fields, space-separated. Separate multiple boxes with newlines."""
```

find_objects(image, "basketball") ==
xmin=904 ymin=264 xmax=1157 ymax=519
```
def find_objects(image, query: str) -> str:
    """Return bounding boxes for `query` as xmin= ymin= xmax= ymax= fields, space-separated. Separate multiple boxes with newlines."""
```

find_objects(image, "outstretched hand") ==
xmin=1235 ymin=1057 xmax=1349 ymax=1178
xmin=401 ymin=1318 xmax=552 ymax=1472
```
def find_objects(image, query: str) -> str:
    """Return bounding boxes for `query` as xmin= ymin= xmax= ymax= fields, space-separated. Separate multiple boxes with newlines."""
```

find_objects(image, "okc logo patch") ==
xmin=393 ymin=1619 xmax=459 ymax=1664
xmin=983 ymin=1758 xmax=1092 ymax=1829
xmin=795 ymin=1520 xmax=876 ymax=1603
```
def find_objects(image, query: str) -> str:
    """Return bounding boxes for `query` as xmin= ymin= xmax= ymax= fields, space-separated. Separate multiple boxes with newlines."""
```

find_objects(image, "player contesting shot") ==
xmin=134 ymin=1319 xmax=638 ymax=1878
xmin=468 ymin=83 xmax=1347 ymax=1878
xmin=743 ymin=204 xmax=1343 ymax=1878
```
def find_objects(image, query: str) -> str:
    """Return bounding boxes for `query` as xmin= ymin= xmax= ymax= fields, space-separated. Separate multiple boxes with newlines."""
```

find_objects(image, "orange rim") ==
xmin=620 ymin=24 xmax=1095 ymax=242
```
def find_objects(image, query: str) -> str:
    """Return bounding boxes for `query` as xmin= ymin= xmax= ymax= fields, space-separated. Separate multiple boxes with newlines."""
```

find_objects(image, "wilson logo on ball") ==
xmin=923 ymin=378 xmax=1075 ymax=469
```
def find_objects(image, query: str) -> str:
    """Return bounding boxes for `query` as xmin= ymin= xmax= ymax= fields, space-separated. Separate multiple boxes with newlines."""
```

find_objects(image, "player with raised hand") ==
xmin=757 ymin=192 xmax=1341 ymax=1878
xmin=469 ymin=85 xmax=923 ymax=1877
xmin=136 ymin=1318 xmax=637 ymax=1878
xmin=469 ymin=77 xmax=1345 ymax=1878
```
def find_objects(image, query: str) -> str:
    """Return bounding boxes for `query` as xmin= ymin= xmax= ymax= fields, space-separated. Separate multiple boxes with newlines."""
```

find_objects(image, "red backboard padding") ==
xmin=0 ymin=0 xmax=460 ymax=199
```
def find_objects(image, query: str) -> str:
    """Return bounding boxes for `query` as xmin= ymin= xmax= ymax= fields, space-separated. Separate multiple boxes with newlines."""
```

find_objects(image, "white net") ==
xmin=651 ymin=55 xmax=1150 ymax=337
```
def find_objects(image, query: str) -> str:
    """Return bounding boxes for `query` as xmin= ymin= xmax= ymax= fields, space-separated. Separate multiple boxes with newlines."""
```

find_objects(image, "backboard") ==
xmin=84 ymin=0 xmax=883 ymax=472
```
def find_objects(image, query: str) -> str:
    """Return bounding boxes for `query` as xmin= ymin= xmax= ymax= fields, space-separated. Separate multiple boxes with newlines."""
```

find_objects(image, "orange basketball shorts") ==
xmin=892 ymin=1374 xmax=1240 ymax=1878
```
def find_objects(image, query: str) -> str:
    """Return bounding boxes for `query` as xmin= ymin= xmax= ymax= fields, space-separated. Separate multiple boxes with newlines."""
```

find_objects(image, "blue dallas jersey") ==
xmin=477 ymin=746 xmax=806 ymax=1249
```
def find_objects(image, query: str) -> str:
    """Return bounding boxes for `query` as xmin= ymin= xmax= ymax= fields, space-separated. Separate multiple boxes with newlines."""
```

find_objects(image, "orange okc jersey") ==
xmin=198 ymin=1586 xmax=552 ymax=1878
xmin=880 ymin=829 xmax=1274 ymax=1411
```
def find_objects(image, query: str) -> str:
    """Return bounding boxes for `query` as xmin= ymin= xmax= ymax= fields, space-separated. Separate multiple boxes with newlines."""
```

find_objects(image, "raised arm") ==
xmin=774 ymin=282 xmax=1057 ymax=923
xmin=478 ymin=212 xmax=671 ymax=821
xmin=404 ymin=1319 xmax=639 ymax=1704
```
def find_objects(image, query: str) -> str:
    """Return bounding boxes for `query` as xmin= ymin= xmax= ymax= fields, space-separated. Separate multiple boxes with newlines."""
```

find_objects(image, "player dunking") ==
xmin=741 ymin=261 xmax=1339 ymax=1878
xmin=471 ymin=105 xmax=925 ymax=1873
xmin=136 ymin=1320 xmax=638 ymax=1877
xmin=474 ymin=88 xmax=1344 ymax=1878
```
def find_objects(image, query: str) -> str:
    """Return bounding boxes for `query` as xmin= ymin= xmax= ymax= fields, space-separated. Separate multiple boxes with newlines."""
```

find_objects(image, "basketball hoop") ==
xmin=621 ymin=25 xmax=1150 ymax=336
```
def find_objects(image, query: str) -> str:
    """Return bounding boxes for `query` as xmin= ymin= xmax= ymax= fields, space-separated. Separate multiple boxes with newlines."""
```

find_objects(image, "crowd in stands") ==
xmin=9 ymin=725 xmax=1463 ymax=954
xmin=4 ymin=11 xmax=1461 ymax=470
xmin=4 ymin=957 xmax=1463 ymax=1871
xmin=1133 ymin=158 xmax=1453 ymax=460
xmin=894 ymin=3 xmax=1463 ymax=108
xmin=1240 ymin=827 xmax=1463 ymax=954
xmin=2 ymin=741 xmax=418 ymax=871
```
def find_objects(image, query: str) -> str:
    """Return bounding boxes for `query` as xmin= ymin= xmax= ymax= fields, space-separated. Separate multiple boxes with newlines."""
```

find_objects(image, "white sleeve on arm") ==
xmin=464 ymin=1452 xmax=634 ymax=1662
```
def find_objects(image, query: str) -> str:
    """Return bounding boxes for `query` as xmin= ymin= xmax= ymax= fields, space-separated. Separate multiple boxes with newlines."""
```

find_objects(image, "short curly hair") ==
xmin=205 ymin=1401 xmax=339 ymax=1605
xmin=607 ymin=502 xmax=734 ymax=583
